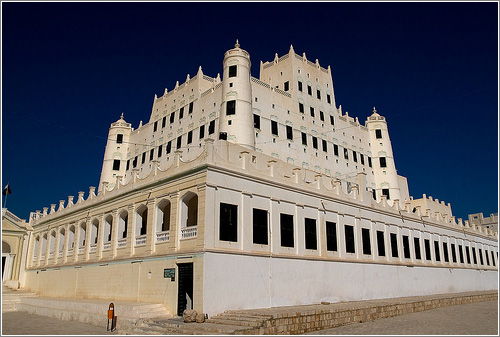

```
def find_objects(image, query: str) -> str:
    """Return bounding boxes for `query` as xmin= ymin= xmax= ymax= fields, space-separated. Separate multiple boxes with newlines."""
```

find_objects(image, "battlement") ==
xmin=260 ymin=45 xmax=330 ymax=74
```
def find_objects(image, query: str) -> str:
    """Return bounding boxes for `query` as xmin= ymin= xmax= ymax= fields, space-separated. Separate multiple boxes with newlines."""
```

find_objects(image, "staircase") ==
xmin=2 ymin=285 xmax=38 ymax=312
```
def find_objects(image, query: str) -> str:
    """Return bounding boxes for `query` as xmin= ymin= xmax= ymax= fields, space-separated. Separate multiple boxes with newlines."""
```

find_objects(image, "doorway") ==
xmin=177 ymin=263 xmax=193 ymax=316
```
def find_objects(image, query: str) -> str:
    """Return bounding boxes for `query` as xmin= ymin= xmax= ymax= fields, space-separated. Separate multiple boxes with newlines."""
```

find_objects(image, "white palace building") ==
xmin=23 ymin=42 xmax=498 ymax=317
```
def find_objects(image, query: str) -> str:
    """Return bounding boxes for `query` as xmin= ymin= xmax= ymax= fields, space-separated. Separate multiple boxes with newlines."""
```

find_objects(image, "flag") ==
xmin=2 ymin=184 xmax=12 ymax=196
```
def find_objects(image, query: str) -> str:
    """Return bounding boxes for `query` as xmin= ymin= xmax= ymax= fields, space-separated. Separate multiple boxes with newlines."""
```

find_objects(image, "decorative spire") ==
xmin=235 ymin=39 xmax=240 ymax=48
xmin=120 ymin=112 xmax=124 ymax=120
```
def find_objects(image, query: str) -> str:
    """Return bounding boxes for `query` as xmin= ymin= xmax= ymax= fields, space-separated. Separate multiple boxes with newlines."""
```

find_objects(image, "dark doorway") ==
xmin=177 ymin=263 xmax=193 ymax=316
xmin=2 ymin=256 xmax=6 ymax=278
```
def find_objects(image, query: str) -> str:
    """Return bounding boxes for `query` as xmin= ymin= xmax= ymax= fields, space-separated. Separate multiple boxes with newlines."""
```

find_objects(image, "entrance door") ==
xmin=177 ymin=263 xmax=193 ymax=316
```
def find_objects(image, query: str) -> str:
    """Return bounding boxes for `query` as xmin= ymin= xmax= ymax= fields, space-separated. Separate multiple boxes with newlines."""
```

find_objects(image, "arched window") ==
xmin=49 ymin=230 xmax=56 ymax=255
xmin=41 ymin=233 xmax=47 ymax=257
xmin=58 ymin=228 xmax=66 ymax=253
xmin=68 ymin=225 xmax=75 ymax=250
xmin=180 ymin=192 xmax=198 ymax=228
xmin=33 ymin=236 xmax=40 ymax=259
xmin=79 ymin=222 xmax=87 ymax=247
xmin=90 ymin=219 xmax=99 ymax=244
xmin=135 ymin=205 xmax=148 ymax=236
xmin=156 ymin=200 xmax=171 ymax=232
xmin=118 ymin=210 xmax=128 ymax=239
xmin=104 ymin=215 xmax=113 ymax=243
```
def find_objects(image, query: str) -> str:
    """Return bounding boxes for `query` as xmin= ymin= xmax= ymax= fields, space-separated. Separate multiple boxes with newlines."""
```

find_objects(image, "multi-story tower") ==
xmin=218 ymin=40 xmax=255 ymax=148
xmin=98 ymin=114 xmax=133 ymax=192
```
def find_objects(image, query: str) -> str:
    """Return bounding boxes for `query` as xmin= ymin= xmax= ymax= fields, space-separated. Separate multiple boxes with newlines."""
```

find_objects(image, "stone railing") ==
xmin=90 ymin=244 xmax=97 ymax=253
xmin=78 ymin=246 xmax=85 ymax=254
xmin=67 ymin=248 xmax=73 ymax=257
xmin=181 ymin=226 xmax=197 ymax=239
xmin=103 ymin=242 xmax=111 ymax=251
xmin=57 ymin=250 xmax=63 ymax=258
xmin=117 ymin=238 xmax=127 ymax=248
xmin=135 ymin=234 xmax=146 ymax=246
xmin=156 ymin=230 xmax=170 ymax=243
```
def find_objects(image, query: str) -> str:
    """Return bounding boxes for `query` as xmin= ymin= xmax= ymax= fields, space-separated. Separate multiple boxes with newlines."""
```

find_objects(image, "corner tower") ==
xmin=366 ymin=108 xmax=402 ymax=203
xmin=98 ymin=113 xmax=132 ymax=192
xmin=218 ymin=40 xmax=255 ymax=148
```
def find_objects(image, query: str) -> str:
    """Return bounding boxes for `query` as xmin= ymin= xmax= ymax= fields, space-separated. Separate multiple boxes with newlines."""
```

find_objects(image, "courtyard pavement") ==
xmin=2 ymin=299 xmax=498 ymax=335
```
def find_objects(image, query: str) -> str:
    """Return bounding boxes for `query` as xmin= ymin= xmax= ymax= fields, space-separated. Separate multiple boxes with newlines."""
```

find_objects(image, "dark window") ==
xmin=330 ymin=115 xmax=335 ymax=125
xmin=170 ymin=112 xmax=175 ymax=123
xmin=344 ymin=148 xmax=349 ymax=160
xmin=334 ymin=144 xmax=339 ymax=156
xmin=141 ymin=152 xmax=146 ymax=164
xmin=316 ymin=90 xmax=321 ymax=99
xmin=425 ymin=239 xmax=431 ymax=261
xmin=414 ymin=237 xmax=421 ymax=260
xmin=284 ymin=81 xmax=289 ymax=91
xmin=162 ymin=116 xmax=166 ymax=128
xmin=360 ymin=154 xmax=365 ymax=165
xmin=375 ymin=129 xmax=382 ymax=139
xmin=372 ymin=189 xmax=377 ymax=200
xmin=478 ymin=248 xmax=484 ymax=265
xmin=219 ymin=132 xmax=227 ymax=140
xmin=226 ymin=100 xmax=236 ymax=115
xmin=199 ymin=125 xmax=205 ymax=139
xmin=312 ymin=137 xmax=318 ymax=149
xmin=299 ymin=103 xmax=304 ymax=113
xmin=154 ymin=121 xmax=158 ymax=132
xmin=209 ymin=120 xmax=215 ymax=134
xmin=380 ymin=157 xmax=387 ymax=168
xmin=188 ymin=102 xmax=194 ymax=114
xmin=326 ymin=221 xmax=337 ymax=252
xmin=472 ymin=247 xmax=477 ymax=264
xmin=307 ymin=85 xmax=312 ymax=95
xmin=286 ymin=125 xmax=293 ymax=140
xmin=377 ymin=231 xmax=385 ymax=256
xmin=280 ymin=213 xmax=294 ymax=247
xmin=166 ymin=141 xmax=172 ymax=154
xmin=116 ymin=134 xmax=123 ymax=144
xmin=253 ymin=208 xmax=268 ymax=245
xmin=319 ymin=111 xmax=325 ymax=121
xmin=305 ymin=218 xmax=317 ymax=250
xmin=485 ymin=250 xmax=490 ymax=266
xmin=310 ymin=107 xmax=315 ymax=117
xmin=368 ymin=157 xmax=372 ymax=168
xmin=345 ymin=225 xmax=355 ymax=253
xmin=176 ymin=136 xmax=182 ymax=149
xmin=459 ymin=245 xmax=464 ymax=263
xmin=434 ymin=241 xmax=441 ymax=262
xmin=126 ymin=160 xmax=130 ymax=171
xmin=220 ymin=203 xmax=237 ymax=242
xmin=158 ymin=145 xmax=163 ymax=158
xmin=466 ymin=246 xmax=471 ymax=264
xmin=491 ymin=251 xmax=496 ymax=266
xmin=187 ymin=131 xmax=193 ymax=144
xmin=149 ymin=149 xmax=154 ymax=161
xmin=298 ymin=81 xmax=303 ymax=92
xmin=390 ymin=233 xmax=398 ymax=258
xmin=301 ymin=132 xmax=307 ymax=146
xmin=133 ymin=156 xmax=138 ymax=168
xmin=443 ymin=242 xmax=449 ymax=262
xmin=327 ymin=94 xmax=331 ymax=104
xmin=322 ymin=139 xmax=327 ymax=152
xmin=112 ymin=159 xmax=120 ymax=171
xmin=362 ymin=228 xmax=371 ymax=255
xmin=228 ymin=65 xmax=237 ymax=78
xmin=254 ymin=114 xmax=261 ymax=129
xmin=353 ymin=151 xmax=358 ymax=162
xmin=403 ymin=235 xmax=410 ymax=259
xmin=382 ymin=189 xmax=390 ymax=200
xmin=271 ymin=121 xmax=278 ymax=136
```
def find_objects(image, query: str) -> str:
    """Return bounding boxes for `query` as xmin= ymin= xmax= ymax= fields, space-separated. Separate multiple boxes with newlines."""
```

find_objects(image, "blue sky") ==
xmin=2 ymin=1 xmax=498 ymax=221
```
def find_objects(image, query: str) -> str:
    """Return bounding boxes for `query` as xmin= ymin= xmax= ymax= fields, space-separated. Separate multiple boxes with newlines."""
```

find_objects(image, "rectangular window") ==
xmin=301 ymin=132 xmax=307 ymax=146
xmin=443 ymin=242 xmax=449 ymax=262
xmin=485 ymin=250 xmax=490 ymax=266
xmin=298 ymin=81 xmax=303 ymax=92
xmin=390 ymin=233 xmax=398 ymax=258
xmin=472 ymin=247 xmax=477 ymax=264
xmin=403 ymin=235 xmax=411 ymax=259
xmin=209 ymin=120 xmax=215 ymax=134
xmin=141 ymin=152 xmax=146 ymax=164
xmin=368 ymin=157 xmax=372 ymax=168
xmin=162 ymin=116 xmax=166 ymax=128
xmin=154 ymin=121 xmax=158 ymax=132
xmin=425 ymin=239 xmax=431 ymax=261
xmin=299 ymin=103 xmax=304 ymax=113
xmin=116 ymin=134 xmax=123 ymax=144
xmin=158 ymin=145 xmax=163 ymax=158
xmin=319 ymin=111 xmax=325 ymax=121
xmin=199 ymin=125 xmax=205 ymax=139
xmin=344 ymin=225 xmax=355 ymax=253
xmin=310 ymin=107 xmax=315 ymax=117
xmin=326 ymin=221 xmax=337 ymax=252
xmin=322 ymin=139 xmax=327 ymax=152
xmin=220 ymin=203 xmax=237 ymax=242
xmin=334 ymin=144 xmax=339 ymax=156
xmin=219 ymin=132 xmax=227 ymax=140
xmin=491 ymin=251 xmax=496 ymax=267
xmin=362 ymin=228 xmax=371 ymax=255
xmin=226 ymin=100 xmax=236 ymax=115
xmin=478 ymin=248 xmax=484 ymax=265
xmin=280 ymin=213 xmax=294 ymax=247
xmin=271 ymin=120 xmax=278 ymax=136
xmin=170 ymin=112 xmax=175 ymax=124
xmin=286 ymin=125 xmax=293 ymax=140
xmin=284 ymin=81 xmax=289 ymax=91
xmin=434 ymin=241 xmax=441 ymax=262
xmin=316 ymin=89 xmax=321 ymax=100
xmin=330 ymin=115 xmax=335 ymax=125
xmin=382 ymin=189 xmax=390 ymax=200
xmin=304 ymin=218 xmax=317 ymax=250
xmin=466 ymin=246 xmax=471 ymax=264
xmin=380 ymin=157 xmax=387 ymax=168
xmin=228 ymin=65 xmax=237 ymax=78
xmin=126 ymin=160 xmax=130 ymax=171
xmin=327 ymin=94 xmax=331 ymax=104
xmin=254 ymin=114 xmax=261 ymax=129
xmin=149 ymin=149 xmax=154 ymax=161
xmin=176 ymin=136 xmax=182 ymax=149
xmin=360 ymin=154 xmax=365 ymax=165
xmin=414 ymin=237 xmax=421 ymax=260
xmin=166 ymin=141 xmax=172 ymax=154
xmin=375 ymin=129 xmax=382 ymax=139
xmin=377 ymin=230 xmax=385 ymax=256
xmin=188 ymin=102 xmax=194 ymax=114
xmin=353 ymin=151 xmax=358 ymax=162
xmin=307 ymin=85 xmax=312 ymax=95
xmin=133 ymin=156 xmax=138 ymax=168
xmin=253 ymin=208 xmax=268 ymax=245
xmin=344 ymin=148 xmax=349 ymax=160
xmin=187 ymin=131 xmax=193 ymax=144
xmin=112 ymin=159 xmax=120 ymax=171
xmin=459 ymin=244 xmax=464 ymax=263
xmin=312 ymin=136 xmax=318 ymax=149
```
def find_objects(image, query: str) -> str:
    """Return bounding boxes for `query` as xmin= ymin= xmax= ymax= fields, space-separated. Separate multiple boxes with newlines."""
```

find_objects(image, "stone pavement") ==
xmin=306 ymin=300 xmax=498 ymax=335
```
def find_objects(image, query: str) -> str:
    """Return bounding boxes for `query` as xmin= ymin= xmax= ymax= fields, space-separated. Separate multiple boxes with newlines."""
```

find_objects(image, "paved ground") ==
xmin=306 ymin=300 xmax=499 ymax=335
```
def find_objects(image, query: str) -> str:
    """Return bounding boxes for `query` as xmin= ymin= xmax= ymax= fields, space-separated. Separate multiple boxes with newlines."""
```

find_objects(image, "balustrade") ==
xmin=90 ymin=243 xmax=97 ymax=253
xmin=156 ymin=230 xmax=170 ymax=243
xmin=78 ymin=246 xmax=85 ymax=254
xmin=117 ymin=238 xmax=127 ymax=248
xmin=135 ymin=234 xmax=146 ymax=246
xmin=181 ymin=226 xmax=197 ymax=239
xmin=103 ymin=242 xmax=111 ymax=251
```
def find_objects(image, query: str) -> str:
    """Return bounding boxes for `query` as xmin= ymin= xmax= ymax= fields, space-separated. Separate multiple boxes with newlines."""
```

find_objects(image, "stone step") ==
xmin=215 ymin=312 xmax=272 ymax=321
xmin=224 ymin=309 xmax=274 ymax=318
xmin=141 ymin=317 xmax=247 ymax=334
xmin=206 ymin=317 xmax=263 ymax=327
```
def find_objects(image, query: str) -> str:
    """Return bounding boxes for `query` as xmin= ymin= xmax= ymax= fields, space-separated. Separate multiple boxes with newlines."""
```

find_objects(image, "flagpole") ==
xmin=3 ymin=181 xmax=9 ymax=209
